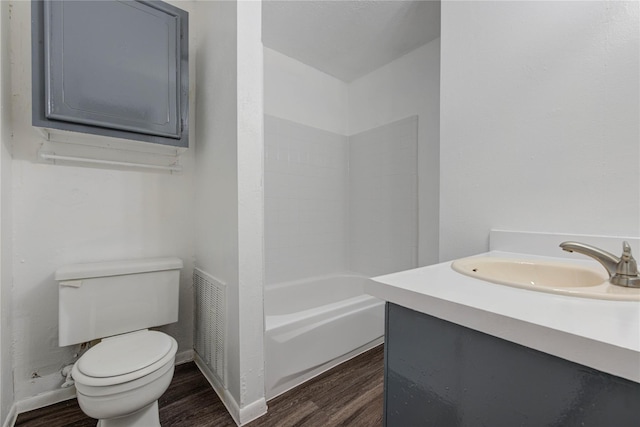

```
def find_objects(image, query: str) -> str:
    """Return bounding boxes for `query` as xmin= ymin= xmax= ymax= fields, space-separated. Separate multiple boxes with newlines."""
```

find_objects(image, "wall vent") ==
xmin=194 ymin=267 xmax=226 ymax=387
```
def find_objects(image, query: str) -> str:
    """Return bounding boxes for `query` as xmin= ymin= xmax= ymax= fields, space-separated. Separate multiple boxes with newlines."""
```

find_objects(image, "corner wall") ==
xmin=194 ymin=0 xmax=266 ymax=423
xmin=236 ymin=0 xmax=266 ymax=420
xmin=439 ymin=1 xmax=640 ymax=261
xmin=0 ymin=0 xmax=14 ymax=423
xmin=194 ymin=2 xmax=239 ymax=404
xmin=7 ymin=0 xmax=196 ymax=403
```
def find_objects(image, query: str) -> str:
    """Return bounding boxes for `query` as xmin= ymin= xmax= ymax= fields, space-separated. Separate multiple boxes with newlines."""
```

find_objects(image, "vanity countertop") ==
xmin=367 ymin=247 xmax=640 ymax=383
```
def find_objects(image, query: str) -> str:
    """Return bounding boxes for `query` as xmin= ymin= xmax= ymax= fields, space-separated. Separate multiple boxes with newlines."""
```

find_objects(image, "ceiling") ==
xmin=262 ymin=0 xmax=441 ymax=82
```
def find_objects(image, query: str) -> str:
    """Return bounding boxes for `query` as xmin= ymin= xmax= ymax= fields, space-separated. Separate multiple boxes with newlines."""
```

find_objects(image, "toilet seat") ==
xmin=72 ymin=330 xmax=177 ymax=388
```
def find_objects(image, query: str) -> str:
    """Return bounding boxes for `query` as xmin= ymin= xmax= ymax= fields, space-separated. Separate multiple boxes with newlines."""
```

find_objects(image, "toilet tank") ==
xmin=56 ymin=257 xmax=183 ymax=346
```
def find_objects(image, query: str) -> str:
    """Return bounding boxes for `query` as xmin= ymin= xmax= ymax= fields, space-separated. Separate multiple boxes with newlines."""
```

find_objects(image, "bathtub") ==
xmin=265 ymin=273 xmax=385 ymax=399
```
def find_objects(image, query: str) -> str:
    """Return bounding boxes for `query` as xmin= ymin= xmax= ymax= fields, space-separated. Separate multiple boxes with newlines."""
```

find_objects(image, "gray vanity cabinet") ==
xmin=32 ymin=0 xmax=189 ymax=148
xmin=384 ymin=303 xmax=640 ymax=426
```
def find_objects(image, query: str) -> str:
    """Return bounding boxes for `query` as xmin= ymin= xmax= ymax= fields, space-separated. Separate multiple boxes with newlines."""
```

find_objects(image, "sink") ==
xmin=451 ymin=257 xmax=640 ymax=301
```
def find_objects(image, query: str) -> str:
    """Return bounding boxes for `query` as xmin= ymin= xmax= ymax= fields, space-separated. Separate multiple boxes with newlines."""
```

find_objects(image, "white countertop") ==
xmin=367 ymin=249 xmax=640 ymax=383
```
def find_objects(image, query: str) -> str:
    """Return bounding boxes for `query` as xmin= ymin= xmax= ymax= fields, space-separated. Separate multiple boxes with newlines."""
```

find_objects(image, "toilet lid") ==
xmin=76 ymin=330 xmax=173 ymax=378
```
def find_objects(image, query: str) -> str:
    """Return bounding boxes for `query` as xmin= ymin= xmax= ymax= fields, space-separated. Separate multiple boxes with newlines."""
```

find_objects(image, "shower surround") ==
xmin=264 ymin=115 xmax=418 ymax=397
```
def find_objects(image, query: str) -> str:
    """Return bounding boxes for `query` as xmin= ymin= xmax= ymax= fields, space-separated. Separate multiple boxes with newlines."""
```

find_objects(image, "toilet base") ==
xmin=96 ymin=401 xmax=160 ymax=427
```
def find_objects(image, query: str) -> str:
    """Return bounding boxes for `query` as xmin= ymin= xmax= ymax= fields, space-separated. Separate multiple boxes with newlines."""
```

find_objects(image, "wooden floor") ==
xmin=15 ymin=345 xmax=384 ymax=427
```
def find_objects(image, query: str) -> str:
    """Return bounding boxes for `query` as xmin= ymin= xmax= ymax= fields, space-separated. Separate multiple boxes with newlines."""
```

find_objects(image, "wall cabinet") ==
xmin=384 ymin=303 xmax=640 ymax=426
xmin=32 ymin=0 xmax=189 ymax=148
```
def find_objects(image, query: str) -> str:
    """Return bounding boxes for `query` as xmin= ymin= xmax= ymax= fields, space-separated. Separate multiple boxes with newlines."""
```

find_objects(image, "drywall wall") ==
xmin=0 ymin=0 xmax=14 ymax=423
xmin=194 ymin=0 xmax=241 ymax=411
xmin=348 ymin=40 xmax=441 ymax=267
xmin=264 ymin=47 xmax=348 ymax=135
xmin=439 ymin=1 xmax=640 ymax=261
xmin=8 ymin=0 xmax=196 ymax=402
xmin=194 ymin=0 xmax=266 ymax=422
xmin=236 ymin=0 xmax=266 ymax=419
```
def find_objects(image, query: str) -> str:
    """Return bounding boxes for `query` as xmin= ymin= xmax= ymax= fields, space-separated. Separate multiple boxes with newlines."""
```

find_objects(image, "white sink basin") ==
xmin=451 ymin=257 xmax=640 ymax=301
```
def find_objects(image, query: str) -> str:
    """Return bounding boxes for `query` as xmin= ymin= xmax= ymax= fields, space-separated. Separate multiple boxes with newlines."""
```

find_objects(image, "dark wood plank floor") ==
xmin=15 ymin=345 xmax=383 ymax=427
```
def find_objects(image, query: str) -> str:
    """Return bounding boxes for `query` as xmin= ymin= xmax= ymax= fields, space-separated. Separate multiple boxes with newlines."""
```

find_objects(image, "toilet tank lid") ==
xmin=55 ymin=257 xmax=183 ymax=281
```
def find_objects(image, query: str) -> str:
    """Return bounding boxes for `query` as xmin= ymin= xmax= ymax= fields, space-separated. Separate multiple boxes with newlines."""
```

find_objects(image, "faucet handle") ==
xmin=621 ymin=241 xmax=632 ymax=259
xmin=617 ymin=241 xmax=638 ymax=276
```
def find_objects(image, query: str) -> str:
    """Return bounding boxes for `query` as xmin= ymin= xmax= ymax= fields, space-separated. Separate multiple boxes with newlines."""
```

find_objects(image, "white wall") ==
xmin=194 ymin=0 xmax=241 ymax=410
xmin=349 ymin=40 xmax=441 ymax=267
xmin=236 ymin=0 xmax=266 ymax=419
xmin=0 ymin=0 xmax=266 ymax=419
xmin=194 ymin=0 xmax=238 ymax=283
xmin=0 ymin=0 xmax=14 ymax=422
xmin=195 ymin=1 xmax=266 ymax=422
xmin=440 ymin=1 xmax=640 ymax=261
xmin=264 ymin=47 xmax=348 ymax=135
xmin=194 ymin=1 xmax=239 ymax=404
xmin=8 ymin=0 xmax=196 ymax=402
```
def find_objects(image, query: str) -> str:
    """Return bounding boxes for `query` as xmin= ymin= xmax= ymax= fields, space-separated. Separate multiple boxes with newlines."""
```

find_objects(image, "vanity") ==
xmin=366 ymin=231 xmax=640 ymax=426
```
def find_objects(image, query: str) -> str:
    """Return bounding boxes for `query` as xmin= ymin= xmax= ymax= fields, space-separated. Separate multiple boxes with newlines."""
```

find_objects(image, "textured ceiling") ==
xmin=262 ymin=0 xmax=441 ymax=82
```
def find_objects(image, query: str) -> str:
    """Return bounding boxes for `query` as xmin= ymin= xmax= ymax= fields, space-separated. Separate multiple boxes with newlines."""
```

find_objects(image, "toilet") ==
xmin=56 ymin=257 xmax=183 ymax=427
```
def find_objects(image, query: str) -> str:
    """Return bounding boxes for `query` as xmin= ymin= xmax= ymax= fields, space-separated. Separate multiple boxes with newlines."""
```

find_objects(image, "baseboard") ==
xmin=194 ymin=353 xmax=240 ymax=424
xmin=4 ymin=385 xmax=77 ymax=427
xmin=1 ymin=404 xmax=18 ymax=427
xmin=194 ymin=353 xmax=268 ymax=426
xmin=3 ymin=352 xmax=195 ymax=427
xmin=238 ymin=397 xmax=267 ymax=426
xmin=16 ymin=386 xmax=77 ymax=415
xmin=175 ymin=349 xmax=194 ymax=365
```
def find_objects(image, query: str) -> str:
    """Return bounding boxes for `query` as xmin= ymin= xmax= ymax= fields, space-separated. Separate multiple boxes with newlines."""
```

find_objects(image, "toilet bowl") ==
xmin=55 ymin=257 xmax=183 ymax=427
xmin=72 ymin=330 xmax=178 ymax=427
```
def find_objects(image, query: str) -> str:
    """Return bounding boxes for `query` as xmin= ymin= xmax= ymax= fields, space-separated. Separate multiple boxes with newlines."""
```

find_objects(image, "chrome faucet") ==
xmin=559 ymin=241 xmax=640 ymax=288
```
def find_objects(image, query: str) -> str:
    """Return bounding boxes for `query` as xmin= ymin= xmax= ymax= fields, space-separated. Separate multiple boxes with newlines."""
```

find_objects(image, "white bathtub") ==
xmin=265 ymin=273 xmax=385 ymax=399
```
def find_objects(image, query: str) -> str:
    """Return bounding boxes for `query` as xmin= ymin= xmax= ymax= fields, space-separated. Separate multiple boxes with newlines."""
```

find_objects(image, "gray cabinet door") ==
xmin=32 ymin=0 xmax=189 ymax=147
xmin=42 ymin=0 xmax=183 ymax=140
xmin=384 ymin=303 xmax=640 ymax=427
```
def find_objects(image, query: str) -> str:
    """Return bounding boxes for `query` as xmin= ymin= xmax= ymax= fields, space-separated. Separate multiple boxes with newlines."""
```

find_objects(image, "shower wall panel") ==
xmin=265 ymin=115 xmax=348 ymax=285
xmin=348 ymin=116 xmax=418 ymax=277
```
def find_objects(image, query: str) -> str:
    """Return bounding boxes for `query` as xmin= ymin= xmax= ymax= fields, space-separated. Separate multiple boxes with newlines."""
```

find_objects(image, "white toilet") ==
xmin=56 ymin=257 xmax=183 ymax=427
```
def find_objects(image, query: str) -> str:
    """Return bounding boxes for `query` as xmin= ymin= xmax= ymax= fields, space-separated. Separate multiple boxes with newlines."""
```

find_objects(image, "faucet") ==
xmin=559 ymin=241 xmax=640 ymax=288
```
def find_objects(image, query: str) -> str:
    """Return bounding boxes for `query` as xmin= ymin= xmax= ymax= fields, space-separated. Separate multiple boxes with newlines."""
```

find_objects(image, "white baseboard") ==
xmin=1 ymin=386 xmax=77 ymax=427
xmin=2 ymin=404 xmax=18 ymax=427
xmin=194 ymin=353 xmax=240 ymax=424
xmin=175 ymin=349 xmax=194 ymax=365
xmin=238 ymin=397 xmax=267 ymax=426
xmin=2 ymin=352 xmax=196 ymax=427
xmin=193 ymin=353 xmax=267 ymax=426
xmin=15 ymin=386 xmax=77 ymax=415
